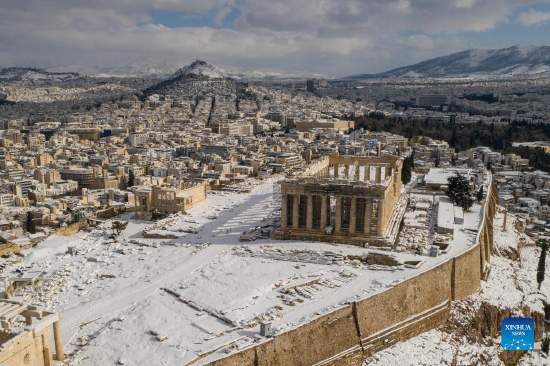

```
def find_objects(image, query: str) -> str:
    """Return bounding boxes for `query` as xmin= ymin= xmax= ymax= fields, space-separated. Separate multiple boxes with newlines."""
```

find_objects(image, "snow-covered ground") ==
xmin=364 ymin=208 xmax=550 ymax=366
xmin=1 ymin=179 xmax=489 ymax=365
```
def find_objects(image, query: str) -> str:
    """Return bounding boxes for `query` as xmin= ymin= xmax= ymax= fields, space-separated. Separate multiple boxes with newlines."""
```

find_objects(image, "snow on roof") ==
xmin=437 ymin=198 xmax=455 ymax=231
xmin=425 ymin=168 xmax=472 ymax=185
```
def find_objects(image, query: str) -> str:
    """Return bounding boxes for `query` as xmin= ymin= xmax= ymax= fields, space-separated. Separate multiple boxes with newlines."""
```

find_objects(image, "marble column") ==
xmin=375 ymin=166 xmax=382 ymax=184
xmin=281 ymin=194 xmax=288 ymax=230
xmin=364 ymin=199 xmax=372 ymax=234
xmin=53 ymin=320 xmax=64 ymax=360
xmin=377 ymin=200 xmax=385 ymax=236
xmin=335 ymin=197 xmax=342 ymax=233
xmin=292 ymin=195 xmax=300 ymax=229
xmin=320 ymin=196 xmax=328 ymax=231
xmin=306 ymin=195 xmax=313 ymax=229
xmin=349 ymin=197 xmax=357 ymax=234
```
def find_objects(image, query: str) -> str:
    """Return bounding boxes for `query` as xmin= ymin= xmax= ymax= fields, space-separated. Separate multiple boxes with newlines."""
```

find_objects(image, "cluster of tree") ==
xmin=446 ymin=173 xmax=474 ymax=211
xmin=26 ymin=212 xmax=36 ymax=234
xmin=503 ymin=146 xmax=550 ymax=172
xmin=151 ymin=208 xmax=168 ymax=221
xmin=461 ymin=94 xmax=499 ymax=104
xmin=543 ymin=334 xmax=550 ymax=355
xmin=128 ymin=170 xmax=135 ymax=187
xmin=537 ymin=238 xmax=549 ymax=291
xmin=401 ymin=155 xmax=414 ymax=185
xmin=355 ymin=116 xmax=550 ymax=157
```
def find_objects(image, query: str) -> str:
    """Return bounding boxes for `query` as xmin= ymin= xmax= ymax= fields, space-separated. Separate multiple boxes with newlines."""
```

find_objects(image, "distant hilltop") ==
xmin=142 ymin=60 xmax=242 ymax=98
xmin=346 ymin=45 xmax=550 ymax=79
xmin=0 ymin=67 xmax=81 ymax=82
xmin=172 ymin=60 xmax=225 ymax=79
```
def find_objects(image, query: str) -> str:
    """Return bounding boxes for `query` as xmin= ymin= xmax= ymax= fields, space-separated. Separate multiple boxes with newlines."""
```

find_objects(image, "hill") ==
xmin=142 ymin=60 xmax=244 ymax=98
xmin=347 ymin=45 xmax=550 ymax=79
xmin=0 ymin=67 xmax=81 ymax=82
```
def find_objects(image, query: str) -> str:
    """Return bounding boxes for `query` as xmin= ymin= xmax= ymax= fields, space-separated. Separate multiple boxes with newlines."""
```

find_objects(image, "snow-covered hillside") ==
xmin=0 ymin=67 xmax=81 ymax=82
xmin=347 ymin=45 xmax=550 ymax=79
xmin=173 ymin=60 xmax=224 ymax=79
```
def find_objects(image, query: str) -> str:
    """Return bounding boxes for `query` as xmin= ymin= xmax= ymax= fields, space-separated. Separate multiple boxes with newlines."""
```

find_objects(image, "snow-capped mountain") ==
xmin=346 ymin=45 xmax=550 ymax=79
xmin=0 ymin=67 xmax=81 ymax=82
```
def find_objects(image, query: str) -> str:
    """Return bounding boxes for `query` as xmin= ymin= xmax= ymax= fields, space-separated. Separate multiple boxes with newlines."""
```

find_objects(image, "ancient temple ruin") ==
xmin=0 ymin=270 xmax=63 ymax=365
xmin=134 ymin=180 xmax=208 ymax=219
xmin=275 ymin=154 xmax=406 ymax=246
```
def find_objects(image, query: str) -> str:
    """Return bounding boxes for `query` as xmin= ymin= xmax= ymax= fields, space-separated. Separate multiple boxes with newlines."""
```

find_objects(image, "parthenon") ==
xmin=275 ymin=154 xmax=406 ymax=246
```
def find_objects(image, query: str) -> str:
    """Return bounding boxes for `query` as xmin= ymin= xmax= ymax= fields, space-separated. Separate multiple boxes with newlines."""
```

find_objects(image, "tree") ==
xmin=446 ymin=173 xmax=474 ymax=211
xmin=401 ymin=156 xmax=413 ymax=185
xmin=112 ymin=221 xmax=128 ymax=237
xmin=476 ymin=186 xmax=484 ymax=202
xmin=26 ymin=212 xmax=36 ymax=234
xmin=128 ymin=169 xmax=135 ymax=187
xmin=151 ymin=208 xmax=166 ymax=221
xmin=537 ymin=239 xmax=549 ymax=291
xmin=542 ymin=334 xmax=550 ymax=355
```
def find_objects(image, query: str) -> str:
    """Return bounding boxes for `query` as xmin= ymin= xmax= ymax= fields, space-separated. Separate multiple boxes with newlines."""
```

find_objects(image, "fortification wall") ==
xmin=203 ymin=183 xmax=497 ymax=366
xmin=356 ymin=259 xmax=453 ymax=357
xmin=452 ymin=244 xmax=482 ymax=301
xmin=256 ymin=306 xmax=362 ymax=366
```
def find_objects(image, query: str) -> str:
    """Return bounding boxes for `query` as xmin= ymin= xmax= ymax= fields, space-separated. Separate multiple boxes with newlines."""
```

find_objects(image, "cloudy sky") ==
xmin=2 ymin=0 xmax=550 ymax=77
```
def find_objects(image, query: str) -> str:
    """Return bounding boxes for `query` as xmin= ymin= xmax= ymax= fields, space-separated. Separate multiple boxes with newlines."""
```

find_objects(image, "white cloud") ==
xmin=515 ymin=9 xmax=550 ymax=26
xmin=0 ymin=0 xmax=543 ymax=76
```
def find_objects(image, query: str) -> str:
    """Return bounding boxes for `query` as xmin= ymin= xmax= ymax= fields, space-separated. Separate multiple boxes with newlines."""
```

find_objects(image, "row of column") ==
xmin=317 ymin=165 xmax=392 ymax=184
xmin=156 ymin=191 xmax=176 ymax=207
xmin=281 ymin=194 xmax=385 ymax=236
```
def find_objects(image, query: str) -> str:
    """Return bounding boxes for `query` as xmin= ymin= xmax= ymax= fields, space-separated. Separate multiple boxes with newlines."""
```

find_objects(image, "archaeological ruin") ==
xmin=133 ymin=180 xmax=208 ymax=219
xmin=275 ymin=153 xmax=406 ymax=246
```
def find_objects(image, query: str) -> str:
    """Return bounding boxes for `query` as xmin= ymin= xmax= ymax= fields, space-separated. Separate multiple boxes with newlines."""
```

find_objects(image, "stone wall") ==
xmin=202 ymin=183 xmax=497 ymax=366
xmin=452 ymin=244 xmax=481 ymax=301
xmin=55 ymin=220 xmax=89 ymax=236
xmin=0 ymin=323 xmax=53 ymax=366
xmin=185 ymin=182 xmax=208 ymax=210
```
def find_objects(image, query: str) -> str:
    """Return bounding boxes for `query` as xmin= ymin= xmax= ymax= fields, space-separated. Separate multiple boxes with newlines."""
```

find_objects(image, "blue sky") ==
xmin=2 ymin=0 xmax=550 ymax=76
xmin=145 ymin=8 xmax=241 ymax=29
xmin=462 ymin=3 xmax=550 ymax=48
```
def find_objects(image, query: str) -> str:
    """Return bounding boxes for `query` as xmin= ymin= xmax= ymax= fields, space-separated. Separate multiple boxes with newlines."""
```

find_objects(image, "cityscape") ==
xmin=0 ymin=1 xmax=550 ymax=366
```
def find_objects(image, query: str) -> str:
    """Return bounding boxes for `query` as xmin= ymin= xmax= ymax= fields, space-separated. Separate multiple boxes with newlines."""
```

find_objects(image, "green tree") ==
xmin=128 ymin=169 xmax=135 ymax=187
xmin=476 ymin=186 xmax=484 ymax=202
xmin=112 ymin=221 xmax=128 ymax=236
xmin=26 ymin=212 xmax=36 ymax=234
xmin=151 ymin=208 xmax=164 ymax=221
xmin=446 ymin=173 xmax=474 ymax=211
xmin=542 ymin=334 xmax=550 ymax=355
xmin=537 ymin=239 xmax=549 ymax=291
xmin=401 ymin=156 xmax=413 ymax=185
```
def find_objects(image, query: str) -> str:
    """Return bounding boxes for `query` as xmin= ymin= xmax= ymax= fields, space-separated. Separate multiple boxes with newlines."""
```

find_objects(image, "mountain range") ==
xmin=46 ymin=56 xmax=327 ymax=81
xmin=4 ymin=45 xmax=550 ymax=82
xmin=346 ymin=45 xmax=550 ymax=79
